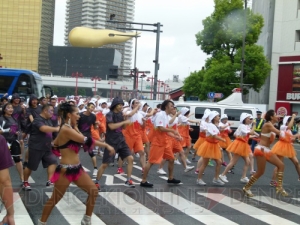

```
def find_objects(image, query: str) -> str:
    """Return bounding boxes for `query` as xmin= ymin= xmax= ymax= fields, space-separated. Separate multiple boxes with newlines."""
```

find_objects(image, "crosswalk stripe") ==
xmin=114 ymin=174 xmax=142 ymax=184
xmin=1 ymin=193 xmax=33 ymax=225
xmin=45 ymin=192 xmax=105 ymax=225
xmin=99 ymin=192 xmax=173 ymax=225
xmin=28 ymin=176 xmax=35 ymax=183
xmin=82 ymin=166 xmax=90 ymax=172
xmin=252 ymin=195 xmax=300 ymax=216
xmin=197 ymin=192 xmax=298 ymax=225
xmin=148 ymin=192 xmax=237 ymax=225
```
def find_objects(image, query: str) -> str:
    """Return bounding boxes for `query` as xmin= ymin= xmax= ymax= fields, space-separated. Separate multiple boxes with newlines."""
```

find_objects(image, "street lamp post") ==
xmin=108 ymin=81 xmax=116 ymax=100
xmin=146 ymin=76 xmax=154 ymax=99
xmin=140 ymin=73 xmax=146 ymax=99
xmin=91 ymin=76 xmax=101 ymax=96
xmin=64 ymin=59 xmax=68 ymax=77
xmin=157 ymin=80 xmax=164 ymax=100
xmin=107 ymin=16 xmax=163 ymax=100
xmin=161 ymin=83 xmax=170 ymax=100
xmin=72 ymin=72 xmax=83 ymax=96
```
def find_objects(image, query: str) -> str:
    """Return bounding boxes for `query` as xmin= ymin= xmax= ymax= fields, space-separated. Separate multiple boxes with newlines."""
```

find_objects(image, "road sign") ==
xmin=207 ymin=92 xmax=215 ymax=98
xmin=214 ymin=93 xmax=224 ymax=98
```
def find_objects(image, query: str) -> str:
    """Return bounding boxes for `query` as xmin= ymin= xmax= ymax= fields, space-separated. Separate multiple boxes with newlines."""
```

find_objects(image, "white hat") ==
xmin=240 ymin=112 xmax=250 ymax=124
xmin=202 ymin=109 xmax=211 ymax=120
xmin=221 ymin=114 xmax=228 ymax=120
xmin=129 ymin=98 xmax=137 ymax=109
xmin=123 ymin=102 xmax=129 ymax=107
xmin=283 ymin=116 xmax=291 ymax=126
xmin=89 ymin=100 xmax=96 ymax=106
xmin=107 ymin=102 xmax=112 ymax=107
xmin=209 ymin=111 xmax=219 ymax=122
xmin=52 ymin=95 xmax=58 ymax=99
xmin=78 ymin=99 xmax=85 ymax=106
xmin=180 ymin=107 xmax=190 ymax=115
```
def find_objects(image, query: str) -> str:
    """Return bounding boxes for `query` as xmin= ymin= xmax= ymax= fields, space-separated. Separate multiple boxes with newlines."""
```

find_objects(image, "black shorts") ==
xmin=27 ymin=149 xmax=58 ymax=171
xmin=102 ymin=140 xmax=131 ymax=164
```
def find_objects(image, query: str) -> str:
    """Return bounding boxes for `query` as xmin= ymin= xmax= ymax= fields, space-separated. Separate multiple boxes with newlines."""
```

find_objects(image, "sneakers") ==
xmin=184 ymin=165 xmax=194 ymax=172
xmin=157 ymin=168 xmax=167 ymax=175
xmin=250 ymin=170 xmax=256 ymax=175
xmin=46 ymin=180 xmax=53 ymax=187
xmin=213 ymin=178 xmax=225 ymax=186
xmin=140 ymin=181 xmax=153 ymax=187
xmin=240 ymin=177 xmax=249 ymax=183
xmin=194 ymin=170 xmax=199 ymax=174
xmin=117 ymin=167 xmax=125 ymax=174
xmin=95 ymin=182 xmax=101 ymax=191
xmin=81 ymin=214 xmax=91 ymax=225
xmin=270 ymin=180 xmax=278 ymax=187
xmin=196 ymin=179 xmax=206 ymax=186
xmin=174 ymin=159 xmax=181 ymax=165
xmin=221 ymin=162 xmax=228 ymax=167
xmin=125 ymin=179 xmax=135 ymax=188
xmin=93 ymin=169 xmax=98 ymax=177
xmin=22 ymin=181 xmax=31 ymax=191
xmin=208 ymin=160 xmax=214 ymax=167
xmin=167 ymin=178 xmax=181 ymax=184
xmin=135 ymin=153 xmax=140 ymax=158
xmin=186 ymin=159 xmax=192 ymax=164
xmin=219 ymin=174 xmax=229 ymax=183
xmin=38 ymin=219 xmax=47 ymax=225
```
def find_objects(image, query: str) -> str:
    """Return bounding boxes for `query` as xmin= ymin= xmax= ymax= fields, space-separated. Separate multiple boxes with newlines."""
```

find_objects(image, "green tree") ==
xmin=182 ymin=69 xmax=205 ymax=97
xmin=183 ymin=0 xmax=271 ymax=100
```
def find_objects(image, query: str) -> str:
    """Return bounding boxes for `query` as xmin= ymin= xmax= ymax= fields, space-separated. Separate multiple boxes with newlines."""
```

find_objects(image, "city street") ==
xmin=4 ymin=144 xmax=300 ymax=225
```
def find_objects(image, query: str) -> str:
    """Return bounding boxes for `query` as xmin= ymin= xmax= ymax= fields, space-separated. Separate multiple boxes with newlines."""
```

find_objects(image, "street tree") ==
xmin=183 ymin=0 xmax=271 ymax=100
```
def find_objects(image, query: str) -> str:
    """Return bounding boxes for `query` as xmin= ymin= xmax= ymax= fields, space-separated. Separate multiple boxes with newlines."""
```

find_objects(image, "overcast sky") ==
xmin=54 ymin=0 xmax=215 ymax=81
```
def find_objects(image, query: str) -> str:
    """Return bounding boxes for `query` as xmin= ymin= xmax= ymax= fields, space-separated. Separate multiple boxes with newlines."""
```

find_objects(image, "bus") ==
xmin=0 ymin=68 xmax=53 ymax=100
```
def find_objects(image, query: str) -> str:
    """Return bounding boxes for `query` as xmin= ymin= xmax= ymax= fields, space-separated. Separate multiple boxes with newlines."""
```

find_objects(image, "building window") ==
xmin=296 ymin=30 xmax=300 ymax=42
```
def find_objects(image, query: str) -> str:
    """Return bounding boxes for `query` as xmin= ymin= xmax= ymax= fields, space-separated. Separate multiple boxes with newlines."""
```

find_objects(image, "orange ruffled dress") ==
xmin=227 ymin=124 xmax=251 ymax=157
xmin=197 ymin=123 xmax=222 ymax=160
xmin=271 ymin=129 xmax=296 ymax=158
xmin=219 ymin=130 xmax=231 ymax=149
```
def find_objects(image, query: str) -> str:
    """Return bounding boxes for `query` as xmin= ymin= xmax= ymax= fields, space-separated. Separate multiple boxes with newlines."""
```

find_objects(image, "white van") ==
xmin=176 ymin=90 xmax=259 ymax=143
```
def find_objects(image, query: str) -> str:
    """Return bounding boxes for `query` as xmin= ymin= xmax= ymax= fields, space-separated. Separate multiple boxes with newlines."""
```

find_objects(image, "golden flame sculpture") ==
xmin=69 ymin=27 xmax=139 ymax=47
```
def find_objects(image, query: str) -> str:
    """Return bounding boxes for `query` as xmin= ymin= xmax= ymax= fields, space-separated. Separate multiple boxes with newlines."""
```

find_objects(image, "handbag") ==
xmin=9 ymin=140 xmax=21 ymax=156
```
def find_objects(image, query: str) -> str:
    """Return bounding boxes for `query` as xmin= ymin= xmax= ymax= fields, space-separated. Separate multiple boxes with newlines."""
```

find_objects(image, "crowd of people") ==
xmin=0 ymin=93 xmax=300 ymax=225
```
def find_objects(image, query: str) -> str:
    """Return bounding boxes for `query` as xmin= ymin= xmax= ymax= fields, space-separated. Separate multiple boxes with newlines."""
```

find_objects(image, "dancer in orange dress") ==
xmin=194 ymin=109 xmax=210 ymax=174
xmin=218 ymin=114 xmax=233 ymax=166
xmin=271 ymin=114 xmax=300 ymax=183
xmin=243 ymin=110 xmax=288 ymax=197
xmin=196 ymin=111 xmax=226 ymax=186
xmin=219 ymin=113 xmax=258 ymax=183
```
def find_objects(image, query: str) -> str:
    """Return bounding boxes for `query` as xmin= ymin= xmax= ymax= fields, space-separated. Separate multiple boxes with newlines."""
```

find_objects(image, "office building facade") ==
xmin=64 ymin=0 xmax=135 ymax=76
xmin=0 ymin=0 xmax=55 ymax=74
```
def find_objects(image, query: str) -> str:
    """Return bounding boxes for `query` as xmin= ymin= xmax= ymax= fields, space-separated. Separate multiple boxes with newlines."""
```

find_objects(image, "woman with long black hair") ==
xmin=0 ymin=103 xmax=23 ymax=184
xmin=39 ymin=102 xmax=115 ymax=225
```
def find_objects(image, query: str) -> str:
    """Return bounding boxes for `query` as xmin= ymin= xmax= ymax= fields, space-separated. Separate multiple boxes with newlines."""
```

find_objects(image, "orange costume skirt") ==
xmin=194 ymin=132 xmax=206 ymax=150
xmin=196 ymin=137 xmax=221 ymax=160
xmin=271 ymin=141 xmax=296 ymax=158
xmin=219 ymin=135 xmax=232 ymax=149
xmin=254 ymin=144 xmax=272 ymax=160
xmin=227 ymin=138 xmax=251 ymax=157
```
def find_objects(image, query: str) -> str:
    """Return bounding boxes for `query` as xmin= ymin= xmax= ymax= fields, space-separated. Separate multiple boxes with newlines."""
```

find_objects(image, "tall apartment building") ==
xmin=0 ymin=0 xmax=55 ymax=74
xmin=250 ymin=0 xmax=300 ymax=115
xmin=64 ymin=0 xmax=135 ymax=77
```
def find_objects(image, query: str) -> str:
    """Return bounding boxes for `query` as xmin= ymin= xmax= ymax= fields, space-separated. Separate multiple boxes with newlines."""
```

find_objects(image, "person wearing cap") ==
xmin=193 ymin=109 xmax=211 ymax=170
xmin=196 ymin=111 xmax=226 ymax=186
xmin=270 ymin=114 xmax=300 ymax=185
xmin=94 ymin=97 xmax=135 ymax=189
xmin=251 ymin=111 xmax=264 ymax=152
xmin=177 ymin=107 xmax=198 ymax=164
xmin=157 ymin=106 xmax=195 ymax=174
xmin=140 ymin=100 xmax=181 ymax=187
xmin=219 ymin=113 xmax=258 ymax=184
xmin=122 ymin=99 xmax=153 ymax=174
xmin=77 ymin=101 xmax=99 ymax=176
xmin=243 ymin=109 xmax=288 ymax=197
xmin=77 ymin=99 xmax=86 ymax=113
xmin=219 ymin=114 xmax=233 ymax=167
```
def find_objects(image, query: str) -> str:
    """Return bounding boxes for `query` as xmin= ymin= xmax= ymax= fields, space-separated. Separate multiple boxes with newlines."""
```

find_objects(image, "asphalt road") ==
xmin=4 ymin=143 xmax=300 ymax=225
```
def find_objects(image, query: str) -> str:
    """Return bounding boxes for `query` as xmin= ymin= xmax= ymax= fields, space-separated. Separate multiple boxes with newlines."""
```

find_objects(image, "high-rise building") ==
xmin=64 ymin=0 xmax=135 ymax=78
xmin=0 ymin=0 xmax=55 ymax=74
